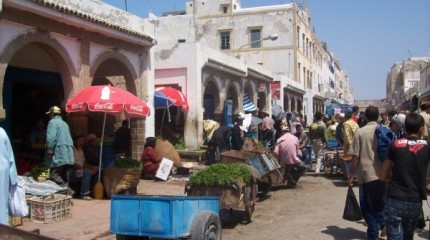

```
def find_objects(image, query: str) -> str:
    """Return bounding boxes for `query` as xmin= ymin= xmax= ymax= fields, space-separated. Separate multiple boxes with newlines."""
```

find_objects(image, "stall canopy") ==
xmin=154 ymin=91 xmax=173 ymax=109
xmin=155 ymin=87 xmax=189 ymax=111
xmin=243 ymin=91 xmax=257 ymax=112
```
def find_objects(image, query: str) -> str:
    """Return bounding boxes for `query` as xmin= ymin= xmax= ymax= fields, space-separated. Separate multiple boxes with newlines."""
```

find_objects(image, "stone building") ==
xmin=386 ymin=57 xmax=430 ymax=112
xmin=150 ymin=0 xmax=353 ymax=126
xmin=0 ymin=0 xmax=155 ymax=160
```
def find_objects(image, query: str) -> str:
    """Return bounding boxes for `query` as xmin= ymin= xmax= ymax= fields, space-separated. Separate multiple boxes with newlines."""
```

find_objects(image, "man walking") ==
xmin=349 ymin=106 xmax=385 ymax=240
xmin=380 ymin=112 xmax=430 ymax=239
xmin=45 ymin=106 xmax=74 ymax=187
xmin=308 ymin=111 xmax=327 ymax=175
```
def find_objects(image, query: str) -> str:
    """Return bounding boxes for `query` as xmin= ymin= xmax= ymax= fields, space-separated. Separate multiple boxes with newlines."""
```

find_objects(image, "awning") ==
xmin=243 ymin=91 xmax=257 ymax=112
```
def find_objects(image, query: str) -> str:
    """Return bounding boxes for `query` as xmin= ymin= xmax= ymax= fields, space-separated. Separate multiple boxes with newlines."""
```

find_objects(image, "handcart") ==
xmin=320 ymin=140 xmax=344 ymax=177
xmin=220 ymin=149 xmax=282 ymax=196
xmin=110 ymin=195 xmax=221 ymax=240
xmin=186 ymin=172 xmax=258 ymax=223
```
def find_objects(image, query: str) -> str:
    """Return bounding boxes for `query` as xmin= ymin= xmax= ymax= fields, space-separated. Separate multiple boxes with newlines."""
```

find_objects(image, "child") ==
xmin=380 ymin=112 xmax=430 ymax=239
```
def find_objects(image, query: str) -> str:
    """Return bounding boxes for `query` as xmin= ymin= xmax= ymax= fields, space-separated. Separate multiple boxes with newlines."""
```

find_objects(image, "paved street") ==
xmin=16 ymin=172 xmax=430 ymax=240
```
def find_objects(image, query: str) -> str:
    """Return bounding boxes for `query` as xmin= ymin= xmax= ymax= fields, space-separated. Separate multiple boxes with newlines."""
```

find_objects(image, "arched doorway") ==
xmin=203 ymin=80 xmax=220 ymax=121
xmin=226 ymin=84 xmax=239 ymax=114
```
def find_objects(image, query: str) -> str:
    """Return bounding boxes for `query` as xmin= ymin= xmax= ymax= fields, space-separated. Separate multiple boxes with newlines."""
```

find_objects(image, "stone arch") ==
xmin=0 ymin=31 xmax=75 ymax=113
xmin=225 ymin=81 xmax=240 ymax=114
xmin=90 ymin=50 xmax=139 ymax=96
xmin=202 ymin=77 xmax=221 ymax=120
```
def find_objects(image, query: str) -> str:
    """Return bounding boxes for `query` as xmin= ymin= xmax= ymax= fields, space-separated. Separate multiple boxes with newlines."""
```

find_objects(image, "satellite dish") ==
xmin=324 ymin=100 xmax=331 ymax=107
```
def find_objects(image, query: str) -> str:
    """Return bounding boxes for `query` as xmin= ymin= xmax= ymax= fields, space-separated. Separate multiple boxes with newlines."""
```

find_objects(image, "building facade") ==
xmin=153 ymin=0 xmax=353 ymax=126
xmin=0 ymin=0 xmax=155 ymax=160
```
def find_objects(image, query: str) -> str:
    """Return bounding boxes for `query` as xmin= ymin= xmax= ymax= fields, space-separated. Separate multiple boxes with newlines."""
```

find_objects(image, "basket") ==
xmin=28 ymin=194 xmax=72 ymax=223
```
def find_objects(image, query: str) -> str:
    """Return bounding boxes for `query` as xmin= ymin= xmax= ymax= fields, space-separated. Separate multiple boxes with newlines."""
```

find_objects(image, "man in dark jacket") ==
xmin=208 ymin=125 xmax=232 ymax=164
xmin=231 ymin=116 xmax=245 ymax=150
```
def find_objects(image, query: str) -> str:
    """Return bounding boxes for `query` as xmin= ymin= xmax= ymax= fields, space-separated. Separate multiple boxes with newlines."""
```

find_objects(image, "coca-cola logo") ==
xmin=94 ymin=102 xmax=114 ymax=110
xmin=130 ymin=105 xmax=144 ymax=112
xmin=71 ymin=103 xmax=84 ymax=110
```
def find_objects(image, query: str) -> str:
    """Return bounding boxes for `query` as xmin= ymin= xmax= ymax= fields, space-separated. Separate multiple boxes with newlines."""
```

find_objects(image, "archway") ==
xmin=226 ymin=84 xmax=239 ymax=114
xmin=203 ymin=79 xmax=220 ymax=121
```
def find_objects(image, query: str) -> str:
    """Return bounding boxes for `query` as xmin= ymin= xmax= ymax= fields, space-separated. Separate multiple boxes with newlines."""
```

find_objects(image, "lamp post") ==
xmin=236 ymin=33 xmax=278 ymax=58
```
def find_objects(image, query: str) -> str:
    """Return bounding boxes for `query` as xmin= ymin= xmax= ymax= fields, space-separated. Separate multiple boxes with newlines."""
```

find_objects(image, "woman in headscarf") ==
xmin=140 ymin=137 xmax=162 ymax=176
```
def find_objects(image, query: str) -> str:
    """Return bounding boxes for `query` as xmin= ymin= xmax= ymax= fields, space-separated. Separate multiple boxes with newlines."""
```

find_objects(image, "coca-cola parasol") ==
xmin=65 ymin=85 xmax=150 ymax=182
xmin=155 ymin=86 xmax=189 ymax=111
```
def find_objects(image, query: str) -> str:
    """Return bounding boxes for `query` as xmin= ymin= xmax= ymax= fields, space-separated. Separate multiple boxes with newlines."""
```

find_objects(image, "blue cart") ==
xmin=110 ymin=195 xmax=221 ymax=240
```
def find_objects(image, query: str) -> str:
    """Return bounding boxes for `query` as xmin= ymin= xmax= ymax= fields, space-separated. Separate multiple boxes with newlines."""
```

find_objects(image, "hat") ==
xmin=86 ymin=133 xmax=97 ymax=142
xmin=46 ymin=106 xmax=61 ymax=114
xmin=282 ymin=126 xmax=290 ymax=132
xmin=339 ymin=113 xmax=345 ymax=117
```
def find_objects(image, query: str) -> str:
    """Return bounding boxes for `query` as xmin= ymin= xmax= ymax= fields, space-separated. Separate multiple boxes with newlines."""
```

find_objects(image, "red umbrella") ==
xmin=66 ymin=85 xmax=150 ymax=117
xmin=66 ymin=85 xmax=150 ymax=183
xmin=155 ymin=86 xmax=189 ymax=111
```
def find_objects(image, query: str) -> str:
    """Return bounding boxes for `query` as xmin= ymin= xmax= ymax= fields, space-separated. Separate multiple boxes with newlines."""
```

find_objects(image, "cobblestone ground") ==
xmin=17 ymin=173 xmax=430 ymax=240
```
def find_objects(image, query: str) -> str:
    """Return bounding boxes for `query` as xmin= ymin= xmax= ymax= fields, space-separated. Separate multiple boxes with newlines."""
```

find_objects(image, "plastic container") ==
xmin=28 ymin=194 xmax=72 ymax=223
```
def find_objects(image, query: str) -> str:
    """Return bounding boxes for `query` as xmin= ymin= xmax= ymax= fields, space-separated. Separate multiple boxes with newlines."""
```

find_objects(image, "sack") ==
xmin=9 ymin=179 xmax=29 ymax=217
xmin=342 ymin=186 xmax=362 ymax=221
xmin=375 ymin=124 xmax=397 ymax=163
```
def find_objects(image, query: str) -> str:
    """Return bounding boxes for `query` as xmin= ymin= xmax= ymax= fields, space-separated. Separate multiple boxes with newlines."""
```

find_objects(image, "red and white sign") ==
xmin=271 ymin=81 xmax=281 ymax=100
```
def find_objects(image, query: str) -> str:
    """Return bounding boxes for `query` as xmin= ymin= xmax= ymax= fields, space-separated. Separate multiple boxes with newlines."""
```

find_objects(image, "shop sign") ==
xmin=271 ymin=81 xmax=280 ymax=100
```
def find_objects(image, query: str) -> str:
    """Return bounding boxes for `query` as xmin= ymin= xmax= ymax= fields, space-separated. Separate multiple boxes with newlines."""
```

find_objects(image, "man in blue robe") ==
xmin=0 ymin=127 xmax=18 ymax=224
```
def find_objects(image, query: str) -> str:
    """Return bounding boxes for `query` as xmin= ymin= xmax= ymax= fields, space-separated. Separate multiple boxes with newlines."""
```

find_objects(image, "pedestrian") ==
xmin=343 ymin=111 xmax=359 ymax=179
xmin=352 ymin=106 xmax=359 ymax=123
xmin=358 ymin=111 xmax=367 ymax=128
xmin=380 ymin=112 xmax=430 ymax=239
xmin=273 ymin=126 xmax=307 ymax=188
xmin=379 ymin=112 xmax=390 ymax=127
xmin=45 ymin=106 xmax=74 ymax=187
xmin=335 ymin=113 xmax=345 ymax=146
xmin=231 ymin=116 xmax=244 ymax=150
xmin=114 ymin=119 xmax=131 ymax=156
xmin=282 ymin=112 xmax=292 ymax=131
xmin=419 ymin=101 xmax=430 ymax=141
xmin=260 ymin=112 xmax=275 ymax=148
xmin=308 ymin=111 xmax=327 ymax=176
xmin=349 ymin=106 xmax=386 ymax=240
xmin=0 ymin=127 xmax=18 ymax=224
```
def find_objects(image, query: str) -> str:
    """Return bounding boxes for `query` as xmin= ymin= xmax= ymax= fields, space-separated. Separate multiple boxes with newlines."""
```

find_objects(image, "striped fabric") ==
xmin=243 ymin=91 xmax=257 ymax=112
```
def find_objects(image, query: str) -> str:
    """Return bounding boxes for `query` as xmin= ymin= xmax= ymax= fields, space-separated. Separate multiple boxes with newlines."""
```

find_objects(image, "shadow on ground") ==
xmin=321 ymin=225 xmax=366 ymax=240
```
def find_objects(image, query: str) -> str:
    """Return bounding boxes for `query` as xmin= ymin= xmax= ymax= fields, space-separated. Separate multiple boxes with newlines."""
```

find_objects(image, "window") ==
xmin=250 ymin=29 xmax=261 ymax=48
xmin=296 ymin=26 xmax=300 ymax=47
xmin=220 ymin=31 xmax=230 ymax=50
xmin=223 ymin=6 xmax=228 ymax=13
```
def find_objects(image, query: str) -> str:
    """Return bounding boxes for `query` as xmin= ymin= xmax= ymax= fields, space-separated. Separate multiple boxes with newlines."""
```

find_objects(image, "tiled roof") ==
xmin=33 ymin=0 xmax=155 ymax=43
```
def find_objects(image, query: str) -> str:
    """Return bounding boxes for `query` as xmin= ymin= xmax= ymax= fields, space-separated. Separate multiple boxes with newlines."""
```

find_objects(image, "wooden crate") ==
xmin=8 ymin=216 xmax=23 ymax=227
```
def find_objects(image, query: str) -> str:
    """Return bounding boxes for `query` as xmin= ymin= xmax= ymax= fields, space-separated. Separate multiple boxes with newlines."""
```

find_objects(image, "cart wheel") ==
xmin=257 ymin=175 xmax=272 ymax=197
xmin=244 ymin=186 xmax=255 ymax=223
xmin=191 ymin=211 xmax=222 ymax=240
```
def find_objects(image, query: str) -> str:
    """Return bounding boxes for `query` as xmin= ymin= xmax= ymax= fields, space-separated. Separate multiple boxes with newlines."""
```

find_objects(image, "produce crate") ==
xmin=8 ymin=216 xmax=23 ymax=227
xmin=28 ymin=194 xmax=72 ymax=223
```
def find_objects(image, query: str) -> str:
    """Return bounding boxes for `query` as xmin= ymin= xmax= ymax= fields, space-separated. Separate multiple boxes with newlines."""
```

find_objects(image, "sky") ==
xmin=102 ymin=0 xmax=430 ymax=100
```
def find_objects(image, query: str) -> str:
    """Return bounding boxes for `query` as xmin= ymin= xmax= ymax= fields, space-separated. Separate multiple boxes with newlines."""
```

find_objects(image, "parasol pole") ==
xmin=93 ymin=112 xmax=107 ymax=200
xmin=98 ymin=112 xmax=107 ymax=182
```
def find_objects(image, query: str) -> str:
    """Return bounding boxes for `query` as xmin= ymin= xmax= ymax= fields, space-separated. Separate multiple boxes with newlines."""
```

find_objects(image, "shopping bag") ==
xmin=9 ymin=178 xmax=29 ymax=217
xmin=342 ymin=186 xmax=362 ymax=221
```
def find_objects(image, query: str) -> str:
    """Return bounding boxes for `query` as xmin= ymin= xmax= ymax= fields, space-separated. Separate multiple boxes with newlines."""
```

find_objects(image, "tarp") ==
xmin=243 ymin=91 xmax=257 ymax=112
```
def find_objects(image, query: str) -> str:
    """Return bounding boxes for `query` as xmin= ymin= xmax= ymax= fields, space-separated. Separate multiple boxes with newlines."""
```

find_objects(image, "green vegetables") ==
xmin=115 ymin=157 xmax=142 ymax=169
xmin=32 ymin=164 xmax=50 ymax=180
xmin=189 ymin=163 xmax=252 ymax=187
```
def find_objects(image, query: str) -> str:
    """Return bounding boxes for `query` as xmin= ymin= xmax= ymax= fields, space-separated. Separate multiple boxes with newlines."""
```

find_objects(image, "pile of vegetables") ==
xmin=115 ymin=157 xmax=142 ymax=169
xmin=31 ymin=164 xmax=50 ymax=180
xmin=189 ymin=163 xmax=252 ymax=187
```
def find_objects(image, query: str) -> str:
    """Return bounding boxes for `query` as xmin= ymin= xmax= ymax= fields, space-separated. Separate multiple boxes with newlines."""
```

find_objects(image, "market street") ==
xmin=17 ymin=173 xmax=430 ymax=240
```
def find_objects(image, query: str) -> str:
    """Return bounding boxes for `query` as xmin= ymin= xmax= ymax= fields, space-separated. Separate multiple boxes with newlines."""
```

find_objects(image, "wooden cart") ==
xmin=220 ymin=149 xmax=282 ymax=196
xmin=186 ymin=177 xmax=257 ymax=223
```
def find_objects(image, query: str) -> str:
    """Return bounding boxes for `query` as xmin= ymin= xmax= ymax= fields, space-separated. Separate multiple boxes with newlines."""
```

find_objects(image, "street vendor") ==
xmin=141 ymin=137 xmax=162 ymax=177
xmin=231 ymin=116 xmax=245 ymax=150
